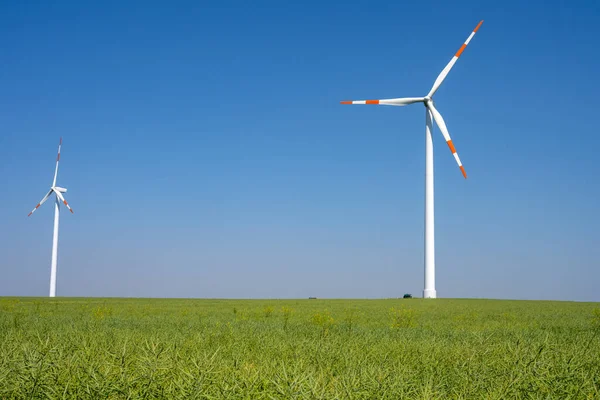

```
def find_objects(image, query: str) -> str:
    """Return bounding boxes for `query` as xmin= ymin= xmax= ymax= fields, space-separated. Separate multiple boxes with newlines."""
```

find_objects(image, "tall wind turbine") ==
xmin=341 ymin=21 xmax=483 ymax=298
xmin=28 ymin=138 xmax=74 ymax=297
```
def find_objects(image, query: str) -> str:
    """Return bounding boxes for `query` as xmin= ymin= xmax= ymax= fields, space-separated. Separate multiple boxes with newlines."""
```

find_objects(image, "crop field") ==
xmin=1 ymin=298 xmax=599 ymax=399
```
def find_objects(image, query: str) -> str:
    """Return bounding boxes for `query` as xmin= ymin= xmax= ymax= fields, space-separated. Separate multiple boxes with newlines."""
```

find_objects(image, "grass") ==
xmin=0 ymin=297 xmax=599 ymax=399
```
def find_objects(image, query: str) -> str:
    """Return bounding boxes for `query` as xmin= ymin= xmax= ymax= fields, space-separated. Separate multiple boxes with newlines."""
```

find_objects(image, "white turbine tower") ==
xmin=28 ymin=138 xmax=74 ymax=297
xmin=341 ymin=21 xmax=483 ymax=298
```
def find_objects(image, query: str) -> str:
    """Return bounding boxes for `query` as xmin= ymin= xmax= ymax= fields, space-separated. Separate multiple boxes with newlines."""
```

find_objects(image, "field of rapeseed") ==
xmin=1 ymin=297 xmax=599 ymax=399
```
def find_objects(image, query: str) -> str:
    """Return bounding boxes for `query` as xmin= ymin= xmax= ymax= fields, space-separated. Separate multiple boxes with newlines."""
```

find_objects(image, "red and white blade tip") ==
xmin=455 ymin=20 xmax=484 ymax=58
xmin=29 ymin=203 xmax=42 ymax=216
xmin=445 ymin=140 xmax=467 ymax=179
xmin=56 ymin=138 xmax=62 ymax=161
xmin=340 ymin=100 xmax=381 ymax=105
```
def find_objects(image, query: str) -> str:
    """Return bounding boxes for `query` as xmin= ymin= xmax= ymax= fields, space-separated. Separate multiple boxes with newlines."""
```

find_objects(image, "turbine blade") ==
xmin=52 ymin=137 xmax=62 ymax=187
xmin=54 ymin=191 xmax=74 ymax=214
xmin=427 ymin=20 xmax=483 ymax=98
xmin=427 ymin=102 xmax=467 ymax=179
xmin=340 ymin=97 xmax=425 ymax=106
xmin=28 ymin=189 xmax=54 ymax=216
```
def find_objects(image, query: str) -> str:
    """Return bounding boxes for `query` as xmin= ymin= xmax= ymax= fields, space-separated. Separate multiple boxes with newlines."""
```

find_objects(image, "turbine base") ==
xmin=423 ymin=289 xmax=437 ymax=299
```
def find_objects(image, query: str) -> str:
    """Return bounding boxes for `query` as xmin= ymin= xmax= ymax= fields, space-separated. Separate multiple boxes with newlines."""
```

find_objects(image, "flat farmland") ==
xmin=1 ymin=298 xmax=599 ymax=399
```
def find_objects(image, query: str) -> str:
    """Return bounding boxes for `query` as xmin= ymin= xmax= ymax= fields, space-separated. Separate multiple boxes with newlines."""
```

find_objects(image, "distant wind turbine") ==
xmin=28 ymin=138 xmax=74 ymax=297
xmin=341 ymin=21 xmax=483 ymax=298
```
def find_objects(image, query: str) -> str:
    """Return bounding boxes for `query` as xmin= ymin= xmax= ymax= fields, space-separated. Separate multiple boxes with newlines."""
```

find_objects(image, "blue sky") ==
xmin=1 ymin=0 xmax=599 ymax=301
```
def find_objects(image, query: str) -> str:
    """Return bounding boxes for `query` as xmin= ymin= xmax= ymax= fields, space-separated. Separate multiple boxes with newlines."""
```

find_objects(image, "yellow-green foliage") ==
xmin=311 ymin=309 xmax=335 ymax=337
xmin=281 ymin=306 xmax=293 ymax=330
xmin=389 ymin=305 xmax=417 ymax=328
xmin=92 ymin=304 xmax=113 ymax=320
xmin=0 ymin=297 xmax=599 ymax=398
xmin=263 ymin=305 xmax=274 ymax=318
xmin=592 ymin=308 xmax=600 ymax=327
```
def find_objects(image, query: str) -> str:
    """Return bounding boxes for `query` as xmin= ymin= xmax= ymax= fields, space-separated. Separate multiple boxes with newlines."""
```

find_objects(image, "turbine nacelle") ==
xmin=53 ymin=186 xmax=67 ymax=193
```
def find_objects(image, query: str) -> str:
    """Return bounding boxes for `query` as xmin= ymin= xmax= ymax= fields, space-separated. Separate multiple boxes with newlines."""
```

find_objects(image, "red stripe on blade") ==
xmin=447 ymin=140 xmax=457 ymax=154
xmin=455 ymin=44 xmax=467 ymax=58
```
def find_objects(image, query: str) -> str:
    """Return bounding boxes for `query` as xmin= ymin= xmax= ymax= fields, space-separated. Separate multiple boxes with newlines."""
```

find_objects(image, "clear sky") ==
xmin=1 ymin=0 xmax=599 ymax=301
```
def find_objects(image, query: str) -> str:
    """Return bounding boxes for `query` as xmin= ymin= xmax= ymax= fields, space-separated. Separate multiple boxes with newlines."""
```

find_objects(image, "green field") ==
xmin=1 ymin=298 xmax=599 ymax=399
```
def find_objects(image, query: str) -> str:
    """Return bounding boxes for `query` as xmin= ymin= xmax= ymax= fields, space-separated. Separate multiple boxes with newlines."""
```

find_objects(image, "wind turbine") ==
xmin=340 ymin=21 xmax=483 ymax=298
xmin=28 ymin=138 xmax=74 ymax=297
